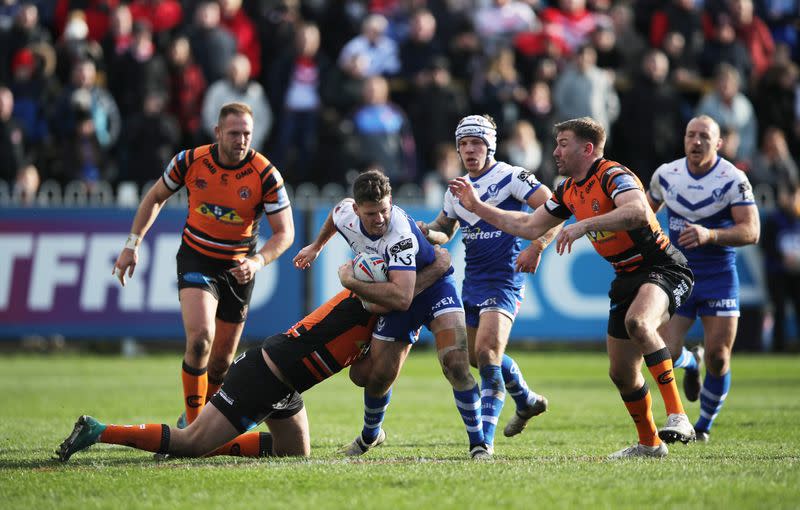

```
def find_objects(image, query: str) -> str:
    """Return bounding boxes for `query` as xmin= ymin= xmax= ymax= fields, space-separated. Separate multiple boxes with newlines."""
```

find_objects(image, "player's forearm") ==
xmin=709 ymin=221 xmax=760 ymax=247
xmin=579 ymin=201 xmax=648 ymax=233
xmin=474 ymin=200 xmax=545 ymax=241
xmin=414 ymin=249 xmax=450 ymax=295
xmin=129 ymin=185 xmax=170 ymax=242
xmin=311 ymin=212 xmax=337 ymax=249
xmin=258 ymin=228 xmax=295 ymax=266
xmin=346 ymin=279 xmax=413 ymax=311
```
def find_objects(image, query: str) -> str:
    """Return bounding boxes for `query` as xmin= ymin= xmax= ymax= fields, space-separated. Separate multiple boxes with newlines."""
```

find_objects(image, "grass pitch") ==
xmin=0 ymin=350 xmax=798 ymax=510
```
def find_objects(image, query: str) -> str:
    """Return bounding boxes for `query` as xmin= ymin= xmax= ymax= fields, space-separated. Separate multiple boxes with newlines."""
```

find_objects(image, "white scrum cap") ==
xmin=454 ymin=115 xmax=497 ymax=159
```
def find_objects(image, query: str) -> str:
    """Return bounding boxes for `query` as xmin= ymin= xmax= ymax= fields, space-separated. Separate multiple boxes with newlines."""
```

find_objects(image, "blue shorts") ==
xmin=373 ymin=274 xmax=463 ymax=343
xmin=462 ymin=283 xmax=523 ymax=328
xmin=676 ymin=269 xmax=739 ymax=318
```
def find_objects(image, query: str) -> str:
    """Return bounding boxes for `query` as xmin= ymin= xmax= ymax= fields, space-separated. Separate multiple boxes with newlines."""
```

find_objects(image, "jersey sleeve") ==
xmin=331 ymin=198 xmax=354 ymax=228
xmin=161 ymin=150 xmax=191 ymax=191
xmin=509 ymin=167 xmax=542 ymax=202
xmin=442 ymin=190 xmax=457 ymax=218
xmin=385 ymin=233 xmax=418 ymax=272
xmin=260 ymin=166 xmax=291 ymax=214
xmin=730 ymin=170 xmax=756 ymax=206
xmin=602 ymin=166 xmax=642 ymax=200
xmin=544 ymin=179 xmax=573 ymax=219
xmin=648 ymin=165 xmax=666 ymax=203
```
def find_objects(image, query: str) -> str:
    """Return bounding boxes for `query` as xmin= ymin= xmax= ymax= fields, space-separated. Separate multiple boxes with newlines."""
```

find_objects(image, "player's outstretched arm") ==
xmin=293 ymin=206 xmax=340 ymax=269
xmin=449 ymin=176 xmax=563 ymax=242
xmin=113 ymin=179 xmax=174 ymax=286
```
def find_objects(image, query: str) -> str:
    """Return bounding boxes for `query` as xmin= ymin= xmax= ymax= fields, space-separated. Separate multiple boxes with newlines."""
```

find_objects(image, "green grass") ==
xmin=1 ymin=351 xmax=798 ymax=509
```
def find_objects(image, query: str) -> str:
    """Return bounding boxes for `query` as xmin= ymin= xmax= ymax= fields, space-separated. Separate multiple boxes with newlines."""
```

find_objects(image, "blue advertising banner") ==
xmin=0 ymin=208 xmax=304 ymax=339
xmin=308 ymin=205 xmax=766 ymax=342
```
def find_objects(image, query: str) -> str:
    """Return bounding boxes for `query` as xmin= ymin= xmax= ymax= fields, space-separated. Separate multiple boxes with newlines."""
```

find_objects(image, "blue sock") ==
xmin=674 ymin=347 xmax=698 ymax=371
xmin=479 ymin=365 xmax=505 ymax=447
xmin=501 ymin=354 xmax=539 ymax=410
xmin=694 ymin=371 xmax=731 ymax=433
xmin=453 ymin=385 xmax=484 ymax=447
xmin=361 ymin=388 xmax=391 ymax=444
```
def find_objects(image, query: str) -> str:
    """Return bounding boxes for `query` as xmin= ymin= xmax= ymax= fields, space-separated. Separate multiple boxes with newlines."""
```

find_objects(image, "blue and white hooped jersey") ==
xmin=332 ymin=199 xmax=443 ymax=275
xmin=649 ymin=156 xmax=756 ymax=278
xmin=443 ymin=161 xmax=541 ymax=287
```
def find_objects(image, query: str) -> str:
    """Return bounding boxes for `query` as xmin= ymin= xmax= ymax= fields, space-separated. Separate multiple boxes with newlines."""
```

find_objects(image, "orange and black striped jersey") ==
xmin=261 ymin=290 xmax=377 ymax=393
xmin=162 ymin=144 xmax=290 ymax=260
xmin=545 ymin=158 xmax=682 ymax=273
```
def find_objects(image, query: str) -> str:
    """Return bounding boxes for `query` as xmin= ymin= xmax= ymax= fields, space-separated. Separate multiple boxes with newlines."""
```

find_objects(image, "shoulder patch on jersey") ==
xmin=611 ymin=173 xmax=638 ymax=192
xmin=738 ymin=181 xmax=752 ymax=193
xmin=389 ymin=238 xmax=413 ymax=255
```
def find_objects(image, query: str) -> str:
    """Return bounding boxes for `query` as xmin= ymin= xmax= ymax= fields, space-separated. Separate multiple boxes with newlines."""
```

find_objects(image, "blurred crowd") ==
xmin=0 ymin=0 xmax=798 ymax=348
xmin=1 ymin=0 xmax=799 ymax=198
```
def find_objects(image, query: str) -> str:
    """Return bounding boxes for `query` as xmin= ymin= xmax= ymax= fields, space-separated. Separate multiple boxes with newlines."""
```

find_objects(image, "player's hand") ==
xmin=113 ymin=249 xmax=137 ymax=287
xmin=678 ymin=222 xmax=713 ymax=249
xmin=448 ymin=177 xmax=481 ymax=212
xmin=229 ymin=256 xmax=261 ymax=284
xmin=516 ymin=244 xmax=542 ymax=273
xmin=337 ymin=262 xmax=356 ymax=288
xmin=556 ymin=222 xmax=587 ymax=255
xmin=293 ymin=244 xmax=320 ymax=270
xmin=432 ymin=244 xmax=451 ymax=271
xmin=416 ymin=220 xmax=429 ymax=236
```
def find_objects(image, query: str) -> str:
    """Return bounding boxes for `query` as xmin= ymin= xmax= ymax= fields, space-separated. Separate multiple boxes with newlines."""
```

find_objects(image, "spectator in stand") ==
xmin=202 ymin=54 xmax=272 ymax=152
xmin=696 ymin=63 xmax=758 ymax=163
xmin=406 ymin=56 xmax=468 ymax=172
xmin=250 ymin=0 xmax=301 ymax=92
xmin=54 ymin=11 xmax=104 ymax=85
xmin=728 ymin=0 xmax=775 ymax=82
xmin=166 ymin=35 xmax=207 ymax=149
xmin=122 ymin=90 xmax=180 ymax=187
xmin=758 ymin=0 xmax=799 ymax=62
xmin=186 ymin=0 xmax=237 ymax=84
xmin=649 ymin=0 xmax=706 ymax=65
xmin=422 ymin=142 xmax=462 ymax=208
xmin=615 ymin=49 xmax=684 ymax=187
xmin=219 ymin=0 xmax=261 ymax=79
xmin=0 ymin=2 xmax=52 ymax=84
xmin=498 ymin=119 xmax=543 ymax=175
xmin=473 ymin=0 xmax=539 ymax=55
xmin=100 ymin=3 xmax=133 ymax=81
xmin=13 ymin=162 xmax=40 ymax=205
xmin=762 ymin=182 xmax=800 ymax=352
xmin=108 ymin=20 xmax=168 ymax=118
xmin=539 ymin=0 xmax=606 ymax=54
xmin=9 ymin=46 xmax=59 ymax=165
xmin=53 ymin=0 xmax=116 ymax=42
xmin=338 ymin=14 xmax=400 ymax=78
xmin=56 ymin=108 xmax=114 ymax=187
xmin=754 ymin=61 xmax=799 ymax=162
xmin=51 ymin=58 xmax=121 ymax=171
xmin=269 ymin=22 xmax=332 ymax=185
xmin=518 ymin=79 xmax=558 ymax=187
xmin=749 ymin=127 xmax=800 ymax=205
xmin=399 ymin=8 xmax=444 ymax=90
xmin=718 ymin=125 xmax=750 ymax=172
xmin=342 ymin=75 xmax=416 ymax=185
xmin=318 ymin=0 xmax=364 ymax=62
xmin=128 ymin=0 xmax=182 ymax=50
xmin=471 ymin=47 xmax=527 ymax=136
xmin=608 ymin=2 xmax=646 ymax=77
xmin=0 ymin=87 xmax=28 ymax=185
xmin=698 ymin=13 xmax=752 ymax=85
xmin=552 ymin=44 xmax=619 ymax=146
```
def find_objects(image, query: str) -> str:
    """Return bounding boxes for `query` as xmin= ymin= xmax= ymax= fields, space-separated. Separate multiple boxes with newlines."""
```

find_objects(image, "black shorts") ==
xmin=176 ymin=245 xmax=255 ymax=323
xmin=209 ymin=347 xmax=304 ymax=434
xmin=607 ymin=262 xmax=694 ymax=339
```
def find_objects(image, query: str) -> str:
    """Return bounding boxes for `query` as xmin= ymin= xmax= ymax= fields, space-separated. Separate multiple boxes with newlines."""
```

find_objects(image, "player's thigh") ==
xmin=658 ymin=313 xmax=695 ymax=358
xmin=626 ymin=283 xmax=671 ymax=331
xmin=474 ymin=310 xmax=514 ymax=363
xmin=369 ymin=338 xmax=412 ymax=383
xmin=211 ymin=319 xmax=245 ymax=362
xmin=175 ymin=403 xmax=241 ymax=457
xmin=606 ymin=335 xmax=646 ymax=392
xmin=266 ymin=407 xmax=310 ymax=457
xmin=179 ymin=287 xmax=218 ymax=341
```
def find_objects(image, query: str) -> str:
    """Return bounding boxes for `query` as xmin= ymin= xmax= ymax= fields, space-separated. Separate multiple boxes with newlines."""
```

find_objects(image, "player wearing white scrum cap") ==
xmin=419 ymin=114 xmax=561 ymax=456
